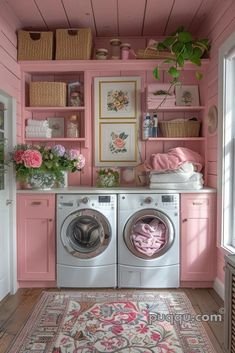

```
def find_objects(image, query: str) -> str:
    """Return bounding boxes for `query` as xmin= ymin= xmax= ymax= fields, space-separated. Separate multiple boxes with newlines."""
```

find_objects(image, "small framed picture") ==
xmin=47 ymin=117 xmax=64 ymax=138
xmin=68 ymin=81 xmax=83 ymax=107
xmin=175 ymin=85 xmax=200 ymax=106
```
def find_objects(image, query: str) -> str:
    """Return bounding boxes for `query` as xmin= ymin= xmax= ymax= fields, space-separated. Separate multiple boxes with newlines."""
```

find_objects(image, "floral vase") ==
xmin=27 ymin=172 xmax=56 ymax=190
xmin=58 ymin=171 xmax=68 ymax=188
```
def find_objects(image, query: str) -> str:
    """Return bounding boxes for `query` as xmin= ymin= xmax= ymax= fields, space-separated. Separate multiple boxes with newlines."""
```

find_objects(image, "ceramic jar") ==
xmin=67 ymin=115 xmax=79 ymax=138
xmin=120 ymin=43 xmax=131 ymax=60
xmin=96 ymin=48 xmax=108 ymax=60
xmin=110 ymin=38 xmax=121 ymax=59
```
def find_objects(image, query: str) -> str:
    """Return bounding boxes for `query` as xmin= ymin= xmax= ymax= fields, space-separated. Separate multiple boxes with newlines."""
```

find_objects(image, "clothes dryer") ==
xmin=118 ymin=193 xmax=179 ymax=288
xmin=57 ymin=194 xmax=117 ymax=287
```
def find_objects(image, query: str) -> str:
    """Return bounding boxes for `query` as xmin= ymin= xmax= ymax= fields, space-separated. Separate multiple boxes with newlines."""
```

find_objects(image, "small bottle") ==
xmin=152 ymin=113 xmax=158 ymax=137
xmin=110 ymin=38 xmax=121 ymax=59
xmin=96 ymin=48 xmax=108 ymax=60
xmin=67 ymin=115 xmax=79 ymax=138
xmin=120 ymin=43 xmax=131 ymax=60
xmin=142 ymin=113 xmax=151 ymax=140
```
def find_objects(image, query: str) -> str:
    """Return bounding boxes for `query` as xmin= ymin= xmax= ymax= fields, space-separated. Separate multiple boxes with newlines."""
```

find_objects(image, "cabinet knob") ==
xmin=49 ymin=219 xmax=53 ymax=222
xmin=182 ymin=218 xmax=187 ymax=222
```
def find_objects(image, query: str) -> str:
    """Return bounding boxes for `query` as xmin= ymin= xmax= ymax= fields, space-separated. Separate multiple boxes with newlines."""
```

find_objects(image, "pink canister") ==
xmin=120 ymin=43 xmax=131 ymax=60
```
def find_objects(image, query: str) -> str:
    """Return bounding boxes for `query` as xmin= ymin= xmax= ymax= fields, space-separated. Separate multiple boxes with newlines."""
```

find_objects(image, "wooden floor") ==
xmin=0 ymin=287 xmax=225 ymax=353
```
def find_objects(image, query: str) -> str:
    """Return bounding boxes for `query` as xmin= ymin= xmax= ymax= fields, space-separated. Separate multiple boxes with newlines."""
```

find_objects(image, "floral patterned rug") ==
xmin=7 ymin=291 xmax=216 ymax=353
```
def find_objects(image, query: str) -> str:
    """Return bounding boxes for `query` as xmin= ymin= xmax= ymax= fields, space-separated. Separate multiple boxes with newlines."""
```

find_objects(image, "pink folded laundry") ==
xmin=149 ymin=147 xmax=204 ymax=173
xmin=131 ymin=220 xmax=166 ymax=257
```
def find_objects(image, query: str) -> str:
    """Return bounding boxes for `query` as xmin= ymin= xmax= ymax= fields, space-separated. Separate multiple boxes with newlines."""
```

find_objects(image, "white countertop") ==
xmin=17 ymin=186 xmax=216 ymax=194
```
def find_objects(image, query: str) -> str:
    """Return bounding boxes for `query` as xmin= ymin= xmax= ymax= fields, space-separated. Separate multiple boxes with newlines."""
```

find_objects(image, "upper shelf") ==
xmin=19 ymin=59 xmax=210 ymax=73
xmin=148 ymin=106 xmax=205 ymax=112
xmin=25 ymin=107 xmax=85 ymax=112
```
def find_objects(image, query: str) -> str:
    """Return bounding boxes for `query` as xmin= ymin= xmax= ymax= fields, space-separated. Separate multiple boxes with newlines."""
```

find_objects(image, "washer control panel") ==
xmin=58 ymin=194 xmax=116 ymax=210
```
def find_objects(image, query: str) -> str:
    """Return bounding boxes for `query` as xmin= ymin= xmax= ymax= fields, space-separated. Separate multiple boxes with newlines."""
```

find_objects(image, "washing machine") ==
xmin=118 ymin=193 xmax=179 ymax=288
xmin=57 ymin=194 xmax=117 ymax=287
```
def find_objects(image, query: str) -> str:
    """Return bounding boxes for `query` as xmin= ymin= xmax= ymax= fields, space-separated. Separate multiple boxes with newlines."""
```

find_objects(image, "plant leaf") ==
xmin=162 ymin=36 xmax=176 ymax=48
xmin=178 ymin=31 xmax=193 ymax=43
xmin=193 ymin=47 xmax=203 ymax=58
xmin=177 ymin=54 xmax=184 ymax=67
xmin=172 ymin=41 xmax=184 ymax=53
xmin=168 ymin=67 xmax=180 ymax=78
xmin=190 ymin=56 xmax=201 ymax=66
xmin=195 ymin=71 xmax=203 ymax=80
xmin=157 ymin=43 xmax=167 ymax=51
xmin=153 ymin=67 xmax=160 ymax=80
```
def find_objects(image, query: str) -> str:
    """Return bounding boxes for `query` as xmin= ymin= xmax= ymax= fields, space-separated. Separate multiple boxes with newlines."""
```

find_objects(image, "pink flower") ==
xmin=151 ymin=332 xmax=161 ymax=341
xmin=22 ymin=150 xmax=42 ymax=168
xmin=13 ymin=150 xmax=24 ymax=164
xmin=136 ymin=323 xmax=149 ymax=334
xmin=75 ymin=154 xmax=85 ymax=170
xmin=111 ymin=325 xmax=123 ymax=334
xmin=113 ymin=137 xmax=125 ymax=149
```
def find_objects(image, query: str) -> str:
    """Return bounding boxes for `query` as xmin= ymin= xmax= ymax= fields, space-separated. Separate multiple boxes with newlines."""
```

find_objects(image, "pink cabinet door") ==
xmin=17 ymin=194 xmax=55 ymax=281
xmin=180 ymin=194 xmax=216 ymax=282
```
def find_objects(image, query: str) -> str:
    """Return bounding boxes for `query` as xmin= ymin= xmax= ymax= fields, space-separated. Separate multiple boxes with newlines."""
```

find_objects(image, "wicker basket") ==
xmin=17 ymin=30 xmax=53 ymax=61
xmin=29 ymin=82 xmax=67 ymax=107
xmin=137 ymin=48 xmax=175 ymax=59
xmin=55 ymin=28 xmax=92 ymax=60
xmin=159 ymin=120 xmax=200 ymax=137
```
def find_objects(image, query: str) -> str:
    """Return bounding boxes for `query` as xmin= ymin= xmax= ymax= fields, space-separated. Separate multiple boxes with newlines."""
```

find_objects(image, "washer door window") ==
xmin=124 ymin=209 xmax=174 ymax=259
xmin=61 ymin=209 xmax=111 ymax=259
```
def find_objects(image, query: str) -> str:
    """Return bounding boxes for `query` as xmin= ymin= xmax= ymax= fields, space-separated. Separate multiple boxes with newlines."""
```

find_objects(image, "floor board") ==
xmin=0 ymin=288 xmax=225 ymax=353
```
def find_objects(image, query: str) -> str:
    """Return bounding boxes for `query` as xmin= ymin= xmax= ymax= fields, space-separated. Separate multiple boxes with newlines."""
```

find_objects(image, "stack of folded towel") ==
xmin=149 ymin=162 xmax=204 ymax=190
xmin=26 ymin=119 xmax=52 ymax=139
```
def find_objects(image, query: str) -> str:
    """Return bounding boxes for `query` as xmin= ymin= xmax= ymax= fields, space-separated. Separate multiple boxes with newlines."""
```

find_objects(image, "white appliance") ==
xmin=118 ymin=193 xmax=179 ymax=288
xmin=57 ymin=194 xmax=117 ymax=287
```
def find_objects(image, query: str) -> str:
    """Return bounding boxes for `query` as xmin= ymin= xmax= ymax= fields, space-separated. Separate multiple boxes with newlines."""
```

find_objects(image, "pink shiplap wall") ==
xmin=0 ymin=3 xmax=21 ymax=141
xmin=198 ymin=0 xmax=235 ymax=283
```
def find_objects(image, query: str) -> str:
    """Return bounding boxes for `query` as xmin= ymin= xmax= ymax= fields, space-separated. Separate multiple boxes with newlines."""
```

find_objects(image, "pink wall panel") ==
xmin=62 ymin=0 xmax=96 ymax=33
xmin=92 ymin=0 xmax=118 ymax=36
xmin=143 ymin=0 xmax=174 ymax=36
xmin=118 ymin=0 xmax=146 ymax=36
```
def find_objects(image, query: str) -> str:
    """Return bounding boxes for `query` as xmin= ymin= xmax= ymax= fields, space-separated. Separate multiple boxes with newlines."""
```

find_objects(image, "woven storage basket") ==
xmin=29 ymin=82 xmax=67 ymax=107
xmin=159 ymin=120 xmax=200 ymax=137
xmin=56 ymin=28 xmax=92 ymax=60
xmin=17 ymin=30 xmax=53 ymax=60
xmin=137 ymin=48 xmax=175 ymax=59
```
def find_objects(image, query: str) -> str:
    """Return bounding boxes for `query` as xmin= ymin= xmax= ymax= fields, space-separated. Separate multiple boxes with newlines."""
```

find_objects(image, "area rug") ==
xmin=7 ymin=291 xmax=216 ymax=353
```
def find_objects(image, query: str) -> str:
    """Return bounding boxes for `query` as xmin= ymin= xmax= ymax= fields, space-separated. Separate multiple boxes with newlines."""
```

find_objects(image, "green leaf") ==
xmin=172 ymin=41 xmax=184 ymax=53
xmin=153 ymin=67 xmax=160 ymax=80
xmin=178 ymin=31 xmax=193 ymax=43
xmin=177 ymin=54 xmax=184 ymax=67
xmin=168 ymin=66 xmax=180 ymax=78
xmin=162 ymin=36 xmax=176 ymax=48
xmin=193 ymin=47 xmax=203 ymax=58
xmin=190 ymin=56 xmax=201 ymax=66
xmin=195 ymin=71 xmax=203 ymax=80
xmin=183 ymin=43 xmax=193 ymax=59
xmin=157 ymin=43 xmax=166 ymax=51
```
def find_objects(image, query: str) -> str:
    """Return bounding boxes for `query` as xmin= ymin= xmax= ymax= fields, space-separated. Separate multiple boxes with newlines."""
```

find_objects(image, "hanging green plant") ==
xmin=153 ymin=26 xmax=210 ymax=83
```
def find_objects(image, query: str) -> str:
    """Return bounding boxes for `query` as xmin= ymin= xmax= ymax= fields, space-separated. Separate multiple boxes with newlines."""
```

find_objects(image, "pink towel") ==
xmin=149 ymin=147 xmax=204 ymax=173
xmin=131 ymin=220 xmax=166 ymax=257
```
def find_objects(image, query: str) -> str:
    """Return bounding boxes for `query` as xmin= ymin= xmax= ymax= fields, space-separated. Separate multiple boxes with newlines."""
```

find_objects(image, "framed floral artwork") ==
xmin=95 ymin=122 xmax=139 ymax=166
xmin=94 ymin=76 xmax=141 ymax=119
xmin=175 ymin=85 xmax=200 ymax=106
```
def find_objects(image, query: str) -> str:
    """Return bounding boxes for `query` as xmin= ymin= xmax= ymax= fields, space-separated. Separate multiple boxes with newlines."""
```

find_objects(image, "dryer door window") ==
xmin=124 ymin=209 xmax=175 ymax=260
xmin=61 ymin=209 xmax=111 ymax=259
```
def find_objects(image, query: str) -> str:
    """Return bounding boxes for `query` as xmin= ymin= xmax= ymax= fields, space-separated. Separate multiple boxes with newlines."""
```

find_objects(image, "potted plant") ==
xmin=96 ymin=168 xmax=120 ymax=187
xmin=152 ymin=26 xmax=210 ymax=108
xmin=12 ymin=144 xmax=85 ymax=189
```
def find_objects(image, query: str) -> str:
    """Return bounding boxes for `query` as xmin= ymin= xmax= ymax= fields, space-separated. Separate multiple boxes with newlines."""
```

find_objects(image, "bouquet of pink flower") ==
xmin=12 ymin=144 xmax=85 ymax=184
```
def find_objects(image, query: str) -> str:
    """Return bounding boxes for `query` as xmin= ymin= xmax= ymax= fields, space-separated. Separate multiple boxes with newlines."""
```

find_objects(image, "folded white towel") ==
xmin=150 ymin=171 xmax=203 ymax=183
xmin=149 ymin=180 xmax=203 ymax=190
xmin=26 ymin=130 xmax=52 ymax=138
xmin=27 ymin=119 xmax=49 ymax=127
xmin=179 ymin=162 xmax=195 ymax=173
xmin=25 ymin=126 xmax=50 ymax=132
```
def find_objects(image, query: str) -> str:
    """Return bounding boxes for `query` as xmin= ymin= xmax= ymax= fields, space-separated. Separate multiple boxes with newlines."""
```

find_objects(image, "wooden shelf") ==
xmin=19 ymin=59 xmax=210 ymax=73
xmin=25 ymin=137 xmax=86 ymax=142
xmin=25 ymin=107 xmax=85 ymax=112
xmin=148 ymin=106 xmax=205 ymax=112
xmin=147 ymin=137 xmax=205 ymax=141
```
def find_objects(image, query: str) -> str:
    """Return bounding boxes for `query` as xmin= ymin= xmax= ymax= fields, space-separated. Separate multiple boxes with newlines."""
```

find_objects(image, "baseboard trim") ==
xmin=213 ymin=277 xmax=224 ymax=300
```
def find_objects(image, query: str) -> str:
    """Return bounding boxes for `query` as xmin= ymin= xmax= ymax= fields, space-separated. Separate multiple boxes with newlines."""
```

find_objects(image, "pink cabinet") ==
xmin=180 ymin=193 xmax=216 ymax=285
xmin=17 ymin=194 xmax=56 ymax=286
